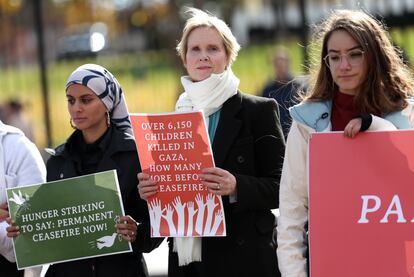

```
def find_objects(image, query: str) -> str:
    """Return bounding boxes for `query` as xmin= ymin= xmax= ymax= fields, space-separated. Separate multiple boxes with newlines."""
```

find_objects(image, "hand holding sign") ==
xmin=200 ymin=167 xmax=237 ymax=196
xmin=6 ymin=218 xmax=19 ymax=237
xmin=137 ymin=172 xmax=158 ymax=200
xmin=0 ymin=203 xmax=9 ymax=222
xmin=116 ymin=215 xmax=138 ymax=242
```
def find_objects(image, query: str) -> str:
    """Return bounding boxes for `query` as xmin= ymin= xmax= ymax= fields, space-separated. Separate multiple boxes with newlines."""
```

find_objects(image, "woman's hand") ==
xmin=6 ymin=218 xmax=20 ymax=238
xmin=116 ymin=215 xmax=138 ymax=243
xmin=0 ymin=205 xmax=20 ymax=240
xmin=200 ymin=167 xmax=237 ymax=196
xmin=0 ymin=203 xmax=9 ymax=222
xmin=137 ymin=172 xmax=158 ymax=201
xmin=344 ymin=118 xmax=362 ymax=138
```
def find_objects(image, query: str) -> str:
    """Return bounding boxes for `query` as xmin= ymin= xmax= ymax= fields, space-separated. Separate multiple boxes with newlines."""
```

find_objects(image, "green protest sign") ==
xmin=6 ymin=170 xmax=131 ymax=269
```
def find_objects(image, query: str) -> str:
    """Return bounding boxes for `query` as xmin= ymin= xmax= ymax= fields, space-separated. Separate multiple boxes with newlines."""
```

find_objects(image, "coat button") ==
xmin=237 ymin=155 xmax=245 ymax=163
xmin=60 ymin=173 xmax=64 ymax=178
xmin=236 ymin=237 xmax=245 ymax=245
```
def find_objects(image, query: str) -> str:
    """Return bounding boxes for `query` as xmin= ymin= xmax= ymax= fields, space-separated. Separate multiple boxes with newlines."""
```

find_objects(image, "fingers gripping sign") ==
xmin=116 ymin=215 xmax=138 ymax=242
xmin=0 ymin=203 xmax=9 ymax=222
xmin=137 ymin=172 xmax=158 ymax=200
xmin=199 ymin=167 xmax=237 ymax=196
xmin=344 ymin=118 xmax=362 ymax=138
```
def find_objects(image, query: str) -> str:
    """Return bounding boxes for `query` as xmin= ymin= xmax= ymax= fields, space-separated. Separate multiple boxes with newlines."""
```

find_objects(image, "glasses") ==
xmin=323 ymin=49 xmax=365 ymax=69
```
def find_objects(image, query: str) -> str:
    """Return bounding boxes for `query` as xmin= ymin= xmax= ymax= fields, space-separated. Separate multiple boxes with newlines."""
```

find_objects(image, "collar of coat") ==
xmin=211 ymin=91 xmax=242 ymax=167
xmin=289 ymin=99 xmax=410 ymax=131
xmin=47 ymin=127 xmax=136 ymax=157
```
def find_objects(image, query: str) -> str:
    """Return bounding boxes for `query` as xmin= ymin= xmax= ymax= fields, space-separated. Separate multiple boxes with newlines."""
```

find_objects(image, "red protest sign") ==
xmin=309 ymin=130 xmax=414 ymax=277
xmin=130 ymin=111 xmax=226 ymax=238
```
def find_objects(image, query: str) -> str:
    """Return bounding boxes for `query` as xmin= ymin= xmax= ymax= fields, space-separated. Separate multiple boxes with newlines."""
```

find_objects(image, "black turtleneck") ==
xmin=71 ymin=127 xmax=112 ymax=175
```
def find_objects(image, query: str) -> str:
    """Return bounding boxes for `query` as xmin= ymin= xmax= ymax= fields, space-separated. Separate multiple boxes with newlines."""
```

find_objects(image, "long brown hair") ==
xmin=306 ymin=9 xmax=414 ymax=115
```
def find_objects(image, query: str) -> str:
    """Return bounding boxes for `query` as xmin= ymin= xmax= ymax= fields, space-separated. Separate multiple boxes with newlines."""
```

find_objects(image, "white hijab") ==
xmin=173 ymin=68 xmax=239 ymax=266
xmin=66 ymin=64 xmax=132 ymax=134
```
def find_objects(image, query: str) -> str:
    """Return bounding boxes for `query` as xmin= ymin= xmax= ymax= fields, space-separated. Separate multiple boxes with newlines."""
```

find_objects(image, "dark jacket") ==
xmin=168 ymin=92 xmax=285 ymax=277
xmin=45 ymin=127 xmax=160 ymax=277
xmin=262 ymin=77 xmax=302 ymax=139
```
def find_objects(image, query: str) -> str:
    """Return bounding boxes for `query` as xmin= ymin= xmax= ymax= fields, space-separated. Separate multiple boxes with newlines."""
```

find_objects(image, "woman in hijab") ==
xmin=8 ymin=64 xmax=159 ymax=276
xmin=138 ymin=8 xmax=285 ymax=277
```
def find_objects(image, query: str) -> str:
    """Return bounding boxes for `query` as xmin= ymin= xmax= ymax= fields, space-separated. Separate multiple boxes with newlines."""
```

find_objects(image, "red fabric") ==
xmin=331 ymin=91 xmax=358 ymax=131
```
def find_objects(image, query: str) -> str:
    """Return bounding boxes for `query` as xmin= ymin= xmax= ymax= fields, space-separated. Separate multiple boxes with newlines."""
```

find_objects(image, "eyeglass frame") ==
xmin=323 ymin=49 xmax=365 ymax=69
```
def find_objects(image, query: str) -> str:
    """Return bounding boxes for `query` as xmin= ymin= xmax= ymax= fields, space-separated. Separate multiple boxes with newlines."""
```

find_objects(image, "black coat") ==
xmin=45 ymin=127 xmax=160 ymax=277
xmin=261 ymin=76 xmax=302 ymax=139
xmin=168 ymin=92 xmax=285 ymax=277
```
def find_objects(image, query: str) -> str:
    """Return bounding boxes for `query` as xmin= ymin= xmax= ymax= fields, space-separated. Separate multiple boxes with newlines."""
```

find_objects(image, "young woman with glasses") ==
xmin=277 ymin=9 xmax=414 ymax=277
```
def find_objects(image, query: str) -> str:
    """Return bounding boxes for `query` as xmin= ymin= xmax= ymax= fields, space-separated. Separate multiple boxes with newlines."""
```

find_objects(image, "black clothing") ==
xmin=0 ymin=255 xmax=24 ymax=277
xmin=262 ymin=77 xmax=302 ymax=138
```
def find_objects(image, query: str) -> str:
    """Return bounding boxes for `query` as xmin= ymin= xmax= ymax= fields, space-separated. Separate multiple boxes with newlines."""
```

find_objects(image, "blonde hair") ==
xmin=176 ymin=7 xmax=241 ymax=67
xmin=306 ymin=9 xmax=414 ymax=115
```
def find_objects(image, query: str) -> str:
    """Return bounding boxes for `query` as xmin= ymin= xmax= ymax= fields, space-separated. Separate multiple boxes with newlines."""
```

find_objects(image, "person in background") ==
xmin=261 ymin=47 xmax=303 ymax=138
xmin=277 ymin=9 xmax=414 ymax=277
xmin=138 ymin=7 xmax=285 ymax=277
xmin=0 ymin=119 xmax=46 ymax=277
xmin=7 ymin=64 xmax=160 ymax=277
xmin=2 ymin=100 xmax=34 ymax=142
